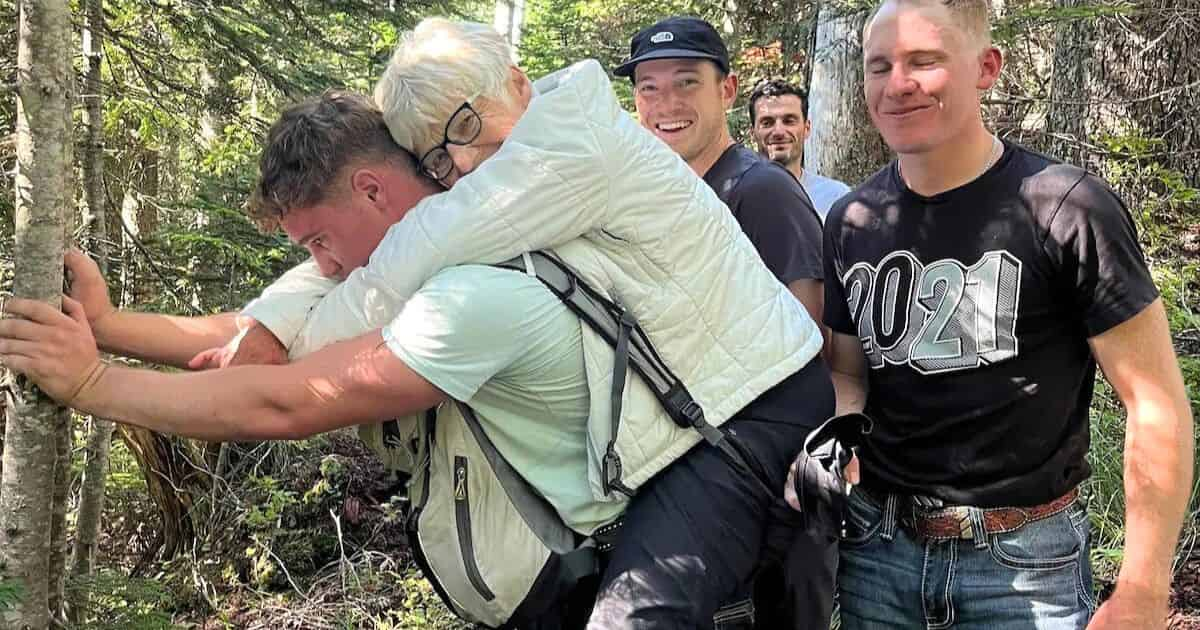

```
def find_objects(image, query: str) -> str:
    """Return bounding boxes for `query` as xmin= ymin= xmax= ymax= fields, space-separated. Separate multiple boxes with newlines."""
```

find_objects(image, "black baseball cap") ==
xmin=613 ymin=16 xmax=730 ymax=79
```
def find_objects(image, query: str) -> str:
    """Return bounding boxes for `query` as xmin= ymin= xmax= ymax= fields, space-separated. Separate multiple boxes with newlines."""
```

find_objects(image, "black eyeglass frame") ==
xmin=418 ymin=101 xmax=483 ymax=183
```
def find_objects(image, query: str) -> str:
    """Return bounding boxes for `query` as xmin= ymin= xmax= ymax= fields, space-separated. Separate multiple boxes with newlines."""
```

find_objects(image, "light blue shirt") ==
xmin=800 ymin=170 xmax=852 ymax=221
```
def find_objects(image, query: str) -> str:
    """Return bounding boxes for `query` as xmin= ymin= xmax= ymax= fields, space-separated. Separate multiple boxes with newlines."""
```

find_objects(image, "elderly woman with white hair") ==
xmin=240 ymin=17 xmax=833 ymax=629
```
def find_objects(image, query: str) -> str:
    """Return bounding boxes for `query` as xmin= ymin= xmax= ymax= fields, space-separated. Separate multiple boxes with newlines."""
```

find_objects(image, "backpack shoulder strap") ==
xmin=493 ymin=251 xmax=762 ymax=494
xmin=495 ymin=252 xmax=699 ymax=428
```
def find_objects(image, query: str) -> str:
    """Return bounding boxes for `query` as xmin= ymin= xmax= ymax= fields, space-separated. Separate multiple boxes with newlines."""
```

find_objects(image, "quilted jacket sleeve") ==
xmin=240 ymin=259 xmax=335 ymax=348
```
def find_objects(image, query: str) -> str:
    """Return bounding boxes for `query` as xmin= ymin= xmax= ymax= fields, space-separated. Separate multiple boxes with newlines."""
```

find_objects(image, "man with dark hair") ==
xmin=245 ymin=89 xmax=424 ymax=232
xmin=615 ymin=16 xmax=837 ymax=630
xmin=804 ymin=0 xmax=1195 ymax=628
xmin=748 ymin=80 xmax=850 ymax=220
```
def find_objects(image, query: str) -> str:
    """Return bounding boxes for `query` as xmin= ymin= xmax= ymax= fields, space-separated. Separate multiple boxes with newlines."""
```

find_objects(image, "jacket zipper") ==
xmin=454 ymin=456 xmax=495 ymax=601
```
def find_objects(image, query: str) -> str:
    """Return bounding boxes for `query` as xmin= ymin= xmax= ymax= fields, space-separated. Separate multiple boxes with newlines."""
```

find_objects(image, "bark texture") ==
xmin=117 ymin=426 xmax=202 ymax=561
xmin=805 ymin=1 xmax=891 ymax=186
xmin=46 ymin=408 xmax=72 ymax=628
xmin=1093 ymin=0 xmax=1200 ymax=182
xmin=69 ymin=0 xmax=116 ymax=605
xmin=1 ymin=0 xmax=73 ymax=627
xmin=1046 ymin=0 xmax=1094 ymax=166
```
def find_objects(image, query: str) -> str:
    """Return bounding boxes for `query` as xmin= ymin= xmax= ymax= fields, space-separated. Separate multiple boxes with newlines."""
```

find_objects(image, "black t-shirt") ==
xmin=823 ymin=141 xmax=1158 ymax=507
xmin=704 ymin=144 xmax=827 ymax=429
xmin=704 ymin=144 xmax=824 ymax=284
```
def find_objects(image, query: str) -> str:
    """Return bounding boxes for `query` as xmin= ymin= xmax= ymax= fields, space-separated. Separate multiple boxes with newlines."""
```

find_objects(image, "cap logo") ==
xmin=650 ymin=31 xmax=674 ymax=44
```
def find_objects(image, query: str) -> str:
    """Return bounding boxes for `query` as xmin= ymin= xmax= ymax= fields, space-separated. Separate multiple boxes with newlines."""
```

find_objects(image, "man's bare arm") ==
xmin=0 ymin=296 xmax=444 ymax=441
xmin=787 ymin=279 xmax=823 ymax=330
xmin=66 ymin=249 xmax=241 ymax=367
xmin=787 ymin=279 xmax=829 ymax=353
xmin=79 ymin=333 xmax=444 ymax=441
xmin=828 ymin=331 xmax=868 ymax=415
xmin=1086 ymin=298 xmax=1194 ymax=630
xmin=94 ymin=311 xmax=241 ymax=368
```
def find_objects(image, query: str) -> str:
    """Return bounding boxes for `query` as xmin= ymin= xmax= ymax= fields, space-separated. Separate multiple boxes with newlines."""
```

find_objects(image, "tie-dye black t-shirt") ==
xmin=824 ymin=141 xmax=1158 ymax=507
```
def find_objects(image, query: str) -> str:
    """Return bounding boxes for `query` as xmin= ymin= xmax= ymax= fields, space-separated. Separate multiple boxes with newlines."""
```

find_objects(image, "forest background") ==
xmin=0 ymin=0 xmax=1197 ymax=628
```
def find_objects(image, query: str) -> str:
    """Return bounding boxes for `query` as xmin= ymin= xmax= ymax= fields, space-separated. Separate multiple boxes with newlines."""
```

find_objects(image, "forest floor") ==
xmin=170 ymin=437 xmax=1200 ymax=628
xmin=1171 ymin=557 xmax=1200 ymax=629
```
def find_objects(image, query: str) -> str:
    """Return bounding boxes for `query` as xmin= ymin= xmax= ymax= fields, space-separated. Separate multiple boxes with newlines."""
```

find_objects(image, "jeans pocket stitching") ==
xmin=987 ymin=533 xmax=1079 ymax=571
xmin=1070 ymin=509 xmax=1097 ymax=611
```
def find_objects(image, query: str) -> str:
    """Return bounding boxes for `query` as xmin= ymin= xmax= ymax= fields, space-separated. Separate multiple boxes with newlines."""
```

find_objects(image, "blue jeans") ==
xmin=837 ymin=490 xmax=1096 ymax=630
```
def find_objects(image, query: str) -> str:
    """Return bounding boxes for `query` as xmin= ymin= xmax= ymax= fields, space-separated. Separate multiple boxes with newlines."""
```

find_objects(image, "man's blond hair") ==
xmin=867 ymin=0 xmax=993 ymax=49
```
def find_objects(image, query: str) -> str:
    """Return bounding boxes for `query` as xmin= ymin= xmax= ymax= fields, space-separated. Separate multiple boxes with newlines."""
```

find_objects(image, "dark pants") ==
xmin=586 ymin=358 xmax=836 ymax=629
xmin=751 ymin=530 xmax=839 ymax=630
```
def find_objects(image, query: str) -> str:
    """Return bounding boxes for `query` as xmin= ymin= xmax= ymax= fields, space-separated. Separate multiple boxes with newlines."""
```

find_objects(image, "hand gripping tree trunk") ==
xmin=1 ymin=0 xmax=74 ymax=628
xmin=68 ymin=0 xmax=116 ymax=619
xmin=805 ymin=0 xmax=891 ymax=186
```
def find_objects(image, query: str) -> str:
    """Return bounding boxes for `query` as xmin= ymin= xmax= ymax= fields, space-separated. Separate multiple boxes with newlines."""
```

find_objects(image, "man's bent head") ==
xmin=248 ymin=90 xmax=437 ymax=279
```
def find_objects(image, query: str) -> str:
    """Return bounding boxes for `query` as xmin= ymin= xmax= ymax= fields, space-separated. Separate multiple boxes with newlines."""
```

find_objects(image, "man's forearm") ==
xmin=831 ymin=369 xmax=867 ymax=415
xmin=787 ymin=279 xmax=824 ymax=330
xmin=76 ymin=364 xmax=297 ymax=441
xmin=73 ymin=331 xmax=445 ymax=442
xmin=1117 ymin=397 xmax=1194 ymax=599
xmin=94 ymin=310 xmax=240 ymax=368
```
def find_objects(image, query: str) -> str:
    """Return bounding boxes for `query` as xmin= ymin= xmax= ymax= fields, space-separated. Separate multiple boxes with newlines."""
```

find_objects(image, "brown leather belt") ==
xmin=902 ymin=487 xmax=1080 ymax=541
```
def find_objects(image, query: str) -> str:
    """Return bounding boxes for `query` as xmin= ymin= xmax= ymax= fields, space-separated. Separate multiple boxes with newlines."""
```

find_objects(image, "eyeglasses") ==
xmin=418 ymin=100 xmax=483 ymax=183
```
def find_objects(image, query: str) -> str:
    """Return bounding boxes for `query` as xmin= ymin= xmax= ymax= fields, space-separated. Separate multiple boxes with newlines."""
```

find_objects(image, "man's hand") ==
xmin=0 ymin=296 xmax=103 ymax=405
xmin=187 ymin=319 xmax=288 ymax=370
xmin=1087 ymin=584 xmax=1168 ymax=630
xmin=65 ymin=248 xmax=115 ymax=327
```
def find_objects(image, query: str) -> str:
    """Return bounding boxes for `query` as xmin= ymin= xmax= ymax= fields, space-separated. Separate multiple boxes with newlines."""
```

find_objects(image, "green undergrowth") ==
xmin=1085 ymin=148 xmax=1200 ymax=589
xmin=70 ymin=432 xmax=466 ymax=629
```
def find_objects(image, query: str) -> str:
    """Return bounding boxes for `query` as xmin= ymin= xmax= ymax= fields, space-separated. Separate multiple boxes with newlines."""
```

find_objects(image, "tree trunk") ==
xmin=70 ymin=0 xmax=116 ymax=606
xmin=46 ymin=408 xmax=72 ymax=628
xmin=69 ymin=416 xmax=114 ymax=574
xmin=1045 ymin=0 xmax=1094 ymax=166
xmin=79 ymin=0 xmax=107 ymax=261
xmin=1 ymin=0 xmax=74 ymax=628
xmin=805 ymin=0 xmax=891 ymax=186
xmin=117 ymin=425 xmax=203 ymax=561
xmin=1093 ymin=0 xmax=1200 ymax=183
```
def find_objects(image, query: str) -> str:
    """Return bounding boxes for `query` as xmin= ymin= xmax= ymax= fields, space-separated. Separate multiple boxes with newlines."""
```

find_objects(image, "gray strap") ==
xmin=494 ymin=251 xmax=773 ymax=494
xmin=602 ymin=309 xmax=637 ymax=497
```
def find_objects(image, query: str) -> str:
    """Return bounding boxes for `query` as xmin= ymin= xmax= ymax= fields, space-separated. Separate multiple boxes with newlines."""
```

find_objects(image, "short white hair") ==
xmin=373 ymin=18 xmax=515 ymax=155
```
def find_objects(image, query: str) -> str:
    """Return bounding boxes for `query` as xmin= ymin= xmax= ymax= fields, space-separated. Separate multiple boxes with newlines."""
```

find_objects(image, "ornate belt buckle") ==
xmin=948 ymin=506 xmax=973 ymax=540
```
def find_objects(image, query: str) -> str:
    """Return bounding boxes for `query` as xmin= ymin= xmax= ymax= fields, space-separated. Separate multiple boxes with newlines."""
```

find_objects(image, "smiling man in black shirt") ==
xmin=805 ymin=0 xmax=1195 ymax=628
xmin=615 ymin=15 xmax=835 ymax=630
